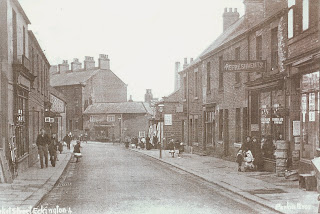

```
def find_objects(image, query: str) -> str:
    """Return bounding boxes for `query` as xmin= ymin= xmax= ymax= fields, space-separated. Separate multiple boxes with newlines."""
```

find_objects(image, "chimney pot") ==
xmin=84 ymin=56 xmax=95 ymax=70
xmin=58 ymin=60 xmax=69 ymax=73
xmin=223 ymin=7 xmax=240 ymax=31
xmin=99 ymin=54 xmax=110 ymax=70
xmin=71 ymin=58 xmax=82 ymax=71
xmin=224 ymin=8 xmax=227 ymax=12
xmin=229 ymin=8 xmax=232 ymax=12
xmin=235 ymin=8 xmax=238 ymax=12
xmin=190 ymin=58 xmax=194 ymax=63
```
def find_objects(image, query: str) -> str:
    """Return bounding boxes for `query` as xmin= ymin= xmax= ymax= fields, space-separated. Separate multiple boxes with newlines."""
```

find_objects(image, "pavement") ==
xmin=131 ymin=148 xmax=319 ymax=214
xmin=0 ymin=143 xmax=73 ymax=212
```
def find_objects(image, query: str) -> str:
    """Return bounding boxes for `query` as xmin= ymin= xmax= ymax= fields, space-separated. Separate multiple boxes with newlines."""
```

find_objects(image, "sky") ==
xmin=19 ymin=0 xmax=244 ymax=101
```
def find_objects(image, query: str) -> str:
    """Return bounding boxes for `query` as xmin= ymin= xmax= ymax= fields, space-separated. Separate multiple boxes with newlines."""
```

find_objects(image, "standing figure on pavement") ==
xmin=48 ymin=134 xmax=58 ymax=167
xmin=36 ymin=128 xmax=50 ymax=169
xmin=146 ymin=136 xmax=151 ymax=150
xmin=63 ymin=133 xmax=71 ymax=150
xmin=236 ymin=149 xmax=244 ymax=172
xmin=58 ymin=140 xmax=63 ymax=154
xmin=73 ymin=141 xmax=81 ymax=162
xmin=252 ymin=136 xmax=263 ymax=171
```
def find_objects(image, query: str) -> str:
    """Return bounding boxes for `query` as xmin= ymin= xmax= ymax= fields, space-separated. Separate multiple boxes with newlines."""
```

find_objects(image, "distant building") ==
xmin=50 ymin=55 xmax=127 ymax=136
xmin=83 ymin=102 xmax=152 ymax=141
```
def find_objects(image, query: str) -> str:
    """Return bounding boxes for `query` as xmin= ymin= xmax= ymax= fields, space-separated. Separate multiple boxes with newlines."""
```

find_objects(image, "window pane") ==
xmin=288 ymin=0 xmax=295 ymax=7
xmin=303 ymin=0 xmax=309 ymax=30
xmin=288 ymin=9 xmax=294 ymax=38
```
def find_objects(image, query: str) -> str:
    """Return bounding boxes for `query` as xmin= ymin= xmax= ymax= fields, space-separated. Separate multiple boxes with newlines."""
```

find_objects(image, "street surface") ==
xmin=37 ymin=142 xmax=278 ymax=214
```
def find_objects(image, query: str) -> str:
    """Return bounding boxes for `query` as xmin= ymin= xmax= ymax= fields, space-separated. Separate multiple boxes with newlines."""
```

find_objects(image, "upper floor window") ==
xmin=194 ymin=68 xmax=199 ymax=98
xmin=302 ymin=0 xmax=309 ymax=31
xmin=235 ymin=47 xmax=241 ymax=84
xmin=256 ymin=36 xmax=263 ymax=60
xmin=271 ymin=27 xmax=278 ymax=71
xmin=184 ymin=75 xmax=187 ymax=99
xmin=288 ymin=8 xmax=294 ymax=38
xmin=206 ymin=62 xmax=211 ymax=94
xmin=107 ymin=115 xmax=115 ymax=122
xmin=219 ymin=56 xmax=224 ymax=89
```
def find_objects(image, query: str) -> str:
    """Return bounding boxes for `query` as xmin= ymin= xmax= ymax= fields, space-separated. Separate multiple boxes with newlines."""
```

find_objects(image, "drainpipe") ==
xmin=187 ymin=70 xmax=190 ymax=148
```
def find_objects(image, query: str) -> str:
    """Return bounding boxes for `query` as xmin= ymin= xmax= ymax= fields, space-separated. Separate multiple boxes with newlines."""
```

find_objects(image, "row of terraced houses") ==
xmin=156 ymin=0 xmax=320 ymax=175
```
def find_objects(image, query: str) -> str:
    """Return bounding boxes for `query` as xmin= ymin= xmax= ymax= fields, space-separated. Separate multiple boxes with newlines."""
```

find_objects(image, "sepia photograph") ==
xmin=0 ymin=0 xmax=320 ymax=213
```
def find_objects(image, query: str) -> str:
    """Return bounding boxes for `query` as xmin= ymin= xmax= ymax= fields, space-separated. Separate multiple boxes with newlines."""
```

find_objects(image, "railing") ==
xmin=13 ymin=55 xmax=30 ymax=71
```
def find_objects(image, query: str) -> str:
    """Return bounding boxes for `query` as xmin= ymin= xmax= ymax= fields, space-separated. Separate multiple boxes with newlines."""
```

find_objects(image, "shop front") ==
xmin=246 ymin=74 xmax=288 ymax=172
xmin=298 ymin=71 xmax=320 ymax=172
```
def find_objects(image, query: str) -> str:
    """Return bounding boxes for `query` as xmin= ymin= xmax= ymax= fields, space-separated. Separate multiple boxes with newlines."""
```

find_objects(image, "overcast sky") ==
xmin=19 ymin=0 xmax=244 ymax=101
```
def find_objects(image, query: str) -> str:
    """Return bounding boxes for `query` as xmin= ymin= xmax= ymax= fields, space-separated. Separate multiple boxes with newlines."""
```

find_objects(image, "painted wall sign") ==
xmin=223 ymin=60 xmax=266 ymax=73
xmin=50 ymin=94 xmax=65 ymax=113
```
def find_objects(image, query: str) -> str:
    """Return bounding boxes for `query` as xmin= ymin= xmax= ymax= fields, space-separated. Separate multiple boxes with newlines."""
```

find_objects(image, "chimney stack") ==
xmin=243 ymin=0 xmax=264 ymax=26
xmin=190 ymin=58 xmax=194 ymax=63
xmin=183 ymin=58 xmax=188 ymax=69
xmin=84 ymin=56 xmax=95 ymax=70
xmin=71 ymin=58 xmax=82 ymax=71
xmin=174 ymin=62 xmax=181 ymax=91
xmin=144 ymin=89 xmax=153 ymax=103
xmin=223 ymin=7 xmax=240 ymax=31
xmin=58 ymin=60 xmax=69 ymax=73
xmin=50 ymin=65 xmax=58 ymax=75
xmin=98 ymin=54 xmax=110 ymax=70
xmin=129 ymin=95 xmax=133 ymax=102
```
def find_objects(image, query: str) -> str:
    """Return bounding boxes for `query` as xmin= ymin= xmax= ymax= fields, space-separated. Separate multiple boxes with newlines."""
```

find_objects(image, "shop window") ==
xmin=219 ymin=109 xmax=223 ymax=140
xmin=271 ymin=27 xmax=278 ymax=71
xmin=206 ymin=62 xmax=211 ymax=94
xmin=235 ymin=108 xmax=241 ymax=142
xmin=219 ymin=57 xmax=224 ymax=89
xmin=235 ymin=47 xmax=241 ymax=84
xmin=301 ymin=71 xmax=320 ymax=159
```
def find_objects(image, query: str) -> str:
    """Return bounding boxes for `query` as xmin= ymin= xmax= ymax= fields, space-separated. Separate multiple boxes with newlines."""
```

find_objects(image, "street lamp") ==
xmin=158 ymin=104 xmax=164 ymax=158
xmin=118 ymin=117 xmax=122 ymax=144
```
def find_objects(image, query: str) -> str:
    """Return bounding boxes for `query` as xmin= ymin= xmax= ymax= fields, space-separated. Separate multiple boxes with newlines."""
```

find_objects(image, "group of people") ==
xmin=36 ymin=129 xmax=82 ymax=168
xmin=36 ymin=128 xmax=63 ymax=168
xmin=236 ymin=136 xmax=276 ymax=172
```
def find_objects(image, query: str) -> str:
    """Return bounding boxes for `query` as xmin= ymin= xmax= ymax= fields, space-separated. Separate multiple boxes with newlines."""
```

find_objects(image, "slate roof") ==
xmin=50 ymin=68 xmax=101 ymax=87
xmin=83 ymin=102 xmax=152 ymax=115
xmin=199 ymin=16 xmax=248 ymax=59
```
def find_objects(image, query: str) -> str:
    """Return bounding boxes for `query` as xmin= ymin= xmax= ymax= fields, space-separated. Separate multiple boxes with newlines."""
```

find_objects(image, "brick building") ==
xmin=83 ymin=102 xmax=152 ymax=142
xmin=153 ymin=89 xmax=184 ymax=149
xmin=0 ymin=0 xmax=52 ymax=182
xmin=27 ymin=30 xmax=51 ymax=168
xmin=284 ymin=0 xmax=320 ymax=173
xmin=179 ymin=0 xmax=290 ymax=168
xmin=50 ymin=55 xmax=127 ymax=136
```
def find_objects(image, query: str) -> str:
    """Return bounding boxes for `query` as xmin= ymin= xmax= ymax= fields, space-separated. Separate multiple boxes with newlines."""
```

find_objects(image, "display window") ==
xmin=301 ymin=71 xmax=320 ymax=159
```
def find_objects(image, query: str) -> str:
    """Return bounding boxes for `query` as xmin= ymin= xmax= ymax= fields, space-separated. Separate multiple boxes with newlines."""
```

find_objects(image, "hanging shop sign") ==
xmin=223 ymin=60 xmax=266 ymax=73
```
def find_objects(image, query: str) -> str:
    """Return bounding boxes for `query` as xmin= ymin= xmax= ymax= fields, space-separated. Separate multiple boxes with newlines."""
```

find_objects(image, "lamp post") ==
xmin=158 ymin=104 xmax=164 ymax=158
xmin=118 ymin=117 xmax=122 ymax=144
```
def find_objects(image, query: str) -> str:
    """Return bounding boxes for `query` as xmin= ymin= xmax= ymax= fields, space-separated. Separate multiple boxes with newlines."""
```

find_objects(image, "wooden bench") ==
xmin=299 ymin=174 xmax=317 ymax=191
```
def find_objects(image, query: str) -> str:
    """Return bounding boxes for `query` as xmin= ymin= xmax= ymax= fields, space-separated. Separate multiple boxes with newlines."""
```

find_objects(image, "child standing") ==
xmin=236 ymin=149 xmax=244 ymax=172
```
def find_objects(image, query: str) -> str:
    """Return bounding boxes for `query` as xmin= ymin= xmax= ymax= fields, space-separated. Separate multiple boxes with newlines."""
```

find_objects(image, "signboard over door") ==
xmin=223 ymin=60 xmax=266 ymax=73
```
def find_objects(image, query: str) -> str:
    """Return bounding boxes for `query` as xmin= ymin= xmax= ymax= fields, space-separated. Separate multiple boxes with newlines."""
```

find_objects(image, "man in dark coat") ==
xmin=48 ymin=134 xmax=58 ymax=167
xmin=36 ymin=128 xmax=50 ymax=168
xmin=63 ymin=134 xmax=71 ymax=150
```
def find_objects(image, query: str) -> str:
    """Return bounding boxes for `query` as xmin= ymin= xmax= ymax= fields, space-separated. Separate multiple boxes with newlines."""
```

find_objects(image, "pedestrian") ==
xmin=73 ymin=141 xmax=82 ymax=162
xmin=48 ymin=134 xmax=58 ymax=167
xmin=146 ymin=136 xmax=151 ymax=150
xmin=252 ymin=136 xmax=263 ymax=171
xmin=112 ymin=134 xmax=115 ymax=145
xmin=63 ymin=133 xmax=71 ymax=150
xmin=58 ymin=140 xmax=63 ymax=154
xmin=236 ymin=149 xmax=244 ymax=172
xmin=36 ymin=128 xmax=50 ymax=169
xmin=241 ymin=136 xmax=253 ymax=152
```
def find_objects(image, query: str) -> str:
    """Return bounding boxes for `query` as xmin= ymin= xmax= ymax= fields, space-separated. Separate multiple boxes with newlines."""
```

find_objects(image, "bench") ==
xmin=299 ymin=174 xmax=317 ymax=191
